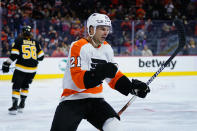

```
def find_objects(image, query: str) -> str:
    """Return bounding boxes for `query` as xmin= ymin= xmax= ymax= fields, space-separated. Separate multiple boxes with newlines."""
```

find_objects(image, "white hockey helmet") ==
xmin=87 ymin=13 xmax=112 ymax=37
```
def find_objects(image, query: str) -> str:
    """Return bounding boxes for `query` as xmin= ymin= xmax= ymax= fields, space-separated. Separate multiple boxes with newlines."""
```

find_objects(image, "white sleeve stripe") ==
xmin=11 ymin=51 xmax=19 ymax=55
xmin=12 ymin=94 xmax=20 ymax=99
xmin=20 ymin=92 xmax=28 ymax=96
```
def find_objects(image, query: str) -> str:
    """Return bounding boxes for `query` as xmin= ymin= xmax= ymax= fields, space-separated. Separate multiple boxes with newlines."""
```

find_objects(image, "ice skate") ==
xmin=8 ymin=106 xmax=18 ymax=115
xmin=18 ymin=99 xmax=25 ymax=113
xmin=8 ymin=97 xmax=18 ymax=115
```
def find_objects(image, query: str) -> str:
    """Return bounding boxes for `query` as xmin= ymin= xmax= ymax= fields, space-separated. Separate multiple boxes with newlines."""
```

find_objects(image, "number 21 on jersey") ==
xmin=70 ymin=56 xmax=81 ymax=68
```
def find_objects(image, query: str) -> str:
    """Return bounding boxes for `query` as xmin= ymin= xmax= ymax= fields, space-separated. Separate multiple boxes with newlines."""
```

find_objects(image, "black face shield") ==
xmin=22 ymin=25 xmax=31 ymax=37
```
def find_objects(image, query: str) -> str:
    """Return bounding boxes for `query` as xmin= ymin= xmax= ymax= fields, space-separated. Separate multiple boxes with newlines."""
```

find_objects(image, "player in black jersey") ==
xmin=2 ymin=25 xmax=44 ymax=115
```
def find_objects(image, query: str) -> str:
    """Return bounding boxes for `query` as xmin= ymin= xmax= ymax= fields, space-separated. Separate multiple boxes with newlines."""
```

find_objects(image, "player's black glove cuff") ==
xmin=2 ymin=61 xmax=11 ymax=73
xmin=130 ymin=79 xmax=150 ymax=98
xmin=84 ymin=71 xmax=103 ymax=89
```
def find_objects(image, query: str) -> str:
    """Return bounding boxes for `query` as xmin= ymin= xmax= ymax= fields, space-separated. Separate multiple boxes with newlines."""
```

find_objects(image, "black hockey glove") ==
xmin=84 ymin=62 xmax=118 ymax=89
xmin=2 ymin=61 xmax=11 ymax=73
xmin=130 ymin=79 xmax=150 ymax=98
xmin=95 ymin=62 xmax=118 ymax=79
xmin=84 ymin=71 xmax=103 ymax=89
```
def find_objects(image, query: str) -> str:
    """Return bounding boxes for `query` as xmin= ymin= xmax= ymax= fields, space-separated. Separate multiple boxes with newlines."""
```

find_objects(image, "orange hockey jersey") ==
xmin=60 ymin=38 xmax=124 ymax=101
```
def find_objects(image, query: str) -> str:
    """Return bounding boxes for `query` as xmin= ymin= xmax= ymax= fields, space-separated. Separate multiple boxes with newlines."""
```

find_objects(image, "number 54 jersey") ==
xmin=61 ymin=38 xmax=124 ymax=101
xmin=10 ymin=37 xmax=44 ymax=73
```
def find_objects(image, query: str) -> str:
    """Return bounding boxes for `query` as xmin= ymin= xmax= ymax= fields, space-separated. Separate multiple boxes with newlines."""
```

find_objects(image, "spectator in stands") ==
xmin=121 ymin=17 xmax=132 ymax=36
xmin=132 ymin=45 xmax=142 ymax=56
xmin=8 ymin=33 xmax=15 ymax=46
xmin=1 ymin=40 xmax=10 ymax=57
xmin=59 ymin=41 xmax=69 ymax=56
xmin=188 ymin=38 xmax=197 ymax=55
xmin=61 ymin=17 xmax=71 ymax=34
xmin=144 ymin=18 xmax=153 ymax=32
xmin=48 ymin=26 xmax=59 ymax=54
xmin=164 ymin=0 xmax=174 ymax=19
xmin=151 ymin=1 xmax=161 ymax=19
xmin=136 ymin=6 xmax=146 ymax=20
xmin=70 ymin=23 xmax=83 ymax=40
xmin=123 ymin=38 xmax=132 ymax=55
xmin=136 ymin=37 xmax=146 ymax=50
xmin=43 ymin=41 xmax=49 ymax=57
xmin=51 ymin=47 xmax=65 ymax=57
xmin=62 ymin=36 xmax=69 ymax=45
xmin=142 ymin=45 xmax=153 ymax=56
xmin=161 ymin=23 xmax=172 ymax=37
xmin=182 ymin=44 xmax=189 ymax=55
xmin=1 ymin=29 xmax=8 ymax=42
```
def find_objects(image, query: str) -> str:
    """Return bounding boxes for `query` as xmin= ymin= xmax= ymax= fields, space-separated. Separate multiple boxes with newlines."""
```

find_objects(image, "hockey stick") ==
xmin=118 ymin=19 xmax=186 ymax=116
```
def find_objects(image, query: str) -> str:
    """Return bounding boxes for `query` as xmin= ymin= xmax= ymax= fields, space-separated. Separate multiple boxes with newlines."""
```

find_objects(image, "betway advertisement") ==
xmin=115 ymin=56 xmax=197 ymax=73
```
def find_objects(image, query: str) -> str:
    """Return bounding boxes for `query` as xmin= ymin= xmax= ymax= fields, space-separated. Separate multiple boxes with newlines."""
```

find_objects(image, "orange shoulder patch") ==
xmin=70 ymin=38 xmax=89 ymax=57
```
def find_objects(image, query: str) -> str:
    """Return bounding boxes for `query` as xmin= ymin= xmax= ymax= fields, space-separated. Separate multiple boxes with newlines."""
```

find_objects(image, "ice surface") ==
xmin=0 ymin=76 xmax=197 ymax=131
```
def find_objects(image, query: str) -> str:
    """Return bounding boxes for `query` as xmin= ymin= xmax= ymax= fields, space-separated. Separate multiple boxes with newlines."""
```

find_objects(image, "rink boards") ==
xmin=0 ymin=56 xmax=197 ymax=80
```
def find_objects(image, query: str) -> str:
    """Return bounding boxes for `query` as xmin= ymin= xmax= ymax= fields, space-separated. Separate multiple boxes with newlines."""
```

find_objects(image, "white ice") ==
xmin=0 ymin=76 xmax=197 ymax=131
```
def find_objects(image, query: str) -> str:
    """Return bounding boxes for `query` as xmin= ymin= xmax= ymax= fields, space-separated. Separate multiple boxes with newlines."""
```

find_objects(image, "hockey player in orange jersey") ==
xmin=50 ymin=13 xmax=150 ymax=131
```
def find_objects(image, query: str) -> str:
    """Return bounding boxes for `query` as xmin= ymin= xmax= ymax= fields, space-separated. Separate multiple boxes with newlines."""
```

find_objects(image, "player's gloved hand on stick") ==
xmin=2 ymin=61 xmax=11 ymax=73
xmin=130 ymin=79 xmax=150 ymax=98
xmin=95 ymin=62 xmax=118 ymax=79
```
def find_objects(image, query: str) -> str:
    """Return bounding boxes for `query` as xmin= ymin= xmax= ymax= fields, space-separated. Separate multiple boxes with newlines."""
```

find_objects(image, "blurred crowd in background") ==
xmin=0 ymin=0 xmax=197 ymax=57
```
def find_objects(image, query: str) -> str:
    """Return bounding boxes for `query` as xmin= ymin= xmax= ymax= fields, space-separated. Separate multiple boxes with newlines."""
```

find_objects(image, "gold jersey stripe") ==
xmin=11 ymin=49 xmax=19 ymax=52
xmin=15 ymin=64 xmax=37 ymax=70
xmin=21 ymin=90 xmax=28 ymax=94
xmin=12 ymin=91 xmax=20 ymax=95
xmin=38 ymin=50 xmax=44 ymax=56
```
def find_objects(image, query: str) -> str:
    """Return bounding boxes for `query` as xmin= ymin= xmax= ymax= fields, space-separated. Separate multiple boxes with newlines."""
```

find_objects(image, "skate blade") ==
xmin=18 ymin=108 xmax=24 ymax=113
xmin=9 ymin=110 xmax=17 ymax=115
